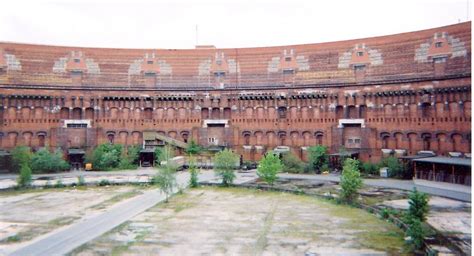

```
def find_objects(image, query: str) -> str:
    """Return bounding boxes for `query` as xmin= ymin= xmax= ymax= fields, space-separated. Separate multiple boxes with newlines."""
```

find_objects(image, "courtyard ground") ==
xmin=71 ymin=187 xmax=408 ymax=256
xmin=0 ymin=169 xmax=470 ymax=255
xmin=0 ymin=185 xmax=149 ymax=254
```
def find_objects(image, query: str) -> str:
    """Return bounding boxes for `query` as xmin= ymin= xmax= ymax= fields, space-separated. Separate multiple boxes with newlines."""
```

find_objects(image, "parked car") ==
xmin=141 ymin=161 xmax=151 ymax=167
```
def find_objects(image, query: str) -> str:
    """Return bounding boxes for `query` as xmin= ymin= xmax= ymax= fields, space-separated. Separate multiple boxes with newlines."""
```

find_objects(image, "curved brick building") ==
xmin=0 ymin=22 xmax=471 ymax=169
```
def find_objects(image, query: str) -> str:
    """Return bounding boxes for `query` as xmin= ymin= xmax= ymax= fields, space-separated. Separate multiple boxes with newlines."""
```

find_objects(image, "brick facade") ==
xmin=0 ymin=22 xmax=471 ymax=163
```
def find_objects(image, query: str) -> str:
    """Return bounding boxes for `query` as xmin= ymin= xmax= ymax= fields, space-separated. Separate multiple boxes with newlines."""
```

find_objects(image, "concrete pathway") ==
xmin=279 ymin=173 xmax=471 ymax=202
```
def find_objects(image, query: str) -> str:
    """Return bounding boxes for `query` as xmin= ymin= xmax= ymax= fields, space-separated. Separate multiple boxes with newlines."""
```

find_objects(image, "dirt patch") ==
xmin=73 ymin=187 xmax=408 ymax=255
xmin=0 ymin=186 xmax=145 ymax=254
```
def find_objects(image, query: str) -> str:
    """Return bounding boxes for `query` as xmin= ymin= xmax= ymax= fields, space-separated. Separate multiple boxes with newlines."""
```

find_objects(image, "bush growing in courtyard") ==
xmin=361 ymin=161 xmax=379 ymax=176
xmin=118 ymin=145 xmax=140 ymax=170
xmin=307 ymin=145 xmax=329 ymax=173
xmin=185 ymin=140 xmax=201 ymax=156
xmin=403 ymin=188 xmax=429 ymax=252
xmin=405 ymin=217 xmax=425 ymax=251
xmin=188 ymin=157 xmax=199 ymax=188
xmin=54 ymin=179 xmax=65 ymax=188
xmin=407 ymin=188 xmax=429 ymax=222
xmin=281 ymin=152 xmax=304 ymax=174
xmin=11 ymin=146 xmax=32 ymax=173
xmin=257 ymin=153 xmax=283 ymax=186
xmin=154 ymin=162 xmax=177 ymax=202
xmin=153 ymin=144 xmax=178 ymax=201
xmin=379 ymin=157 xmax=405 ymax=178
xmin=30 ymin=148 xmax=70 ymax=173
xmin=154 ymin=145 xmax=175 ymax=166
xmin=340 ymin=158 xmax=362 ymax=203
xmin=214 ymin=149 xmax=239 ymax=186
xmin=86 ymin=144 xmax=123 ymax=171
xmin=17 ymin=164 xmax=32 ymax=188
xmin=98 ymin=179 xmax=111 ymax=186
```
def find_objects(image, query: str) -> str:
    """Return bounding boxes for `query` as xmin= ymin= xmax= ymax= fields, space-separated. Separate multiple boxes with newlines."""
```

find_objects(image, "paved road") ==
xmin=0 ymin=168 xmax=157 ymax=180
xmin=279 ymin=173 xmax=471 ymax=202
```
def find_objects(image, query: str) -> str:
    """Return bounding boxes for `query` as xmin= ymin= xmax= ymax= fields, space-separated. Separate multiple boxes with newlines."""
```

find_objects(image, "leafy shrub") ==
xmin=281 ymin=152 xmax=304 ymax=173
xmin=55 ymin=179 xmax=65 ymax=188
xmin=379 ymin=157 xmax=405 ymax=178
xmin=405 ymin=217 xmax=425 ymax=251
xmin=307 ymin=145 xmax=329 ymax=173
xmin=185 ymin=140 xmax=201 ymax=156
xmin=340 ymin=158 xmax=362 ymax=203
xmin=257 ymin=153 xmax=283 ymax=185
xmin=98 ymin=179 xmax=111 ymax=186
xmin=154 ymin=163 xmax=177 ymax=202
xmin=154 ymin=147 xmax=163 ymax=165
xmin=361 ymin=162 xmax=379 ymax=176
xmin=154 ymin=145 xmax=175 ymax=166
xmin=17 ymin=164 xmax=32 ymax=188
xmin=242 ymin=160 xmax=256 ymax=170
xmin=86 ymin=144 xmax=123 ymax=171
xmin=118 ymin=146 xmax=140 ymax=170
xmin=408 ymin=188 xmax=429 ymax=222
xmin=188 ymin=157 xmax=199 ymax=188
xmin=380 ymin=208 xmax=390 ymax=219
xmin=31 ymin=148 xmax=70 ymax=173
xmin=214 ymin=149 xmax=239 ymax=186
xmin=11 ymin=146 xmax=32 ymax=173
xmin=320 ymin=163 xmax=330 ymax=173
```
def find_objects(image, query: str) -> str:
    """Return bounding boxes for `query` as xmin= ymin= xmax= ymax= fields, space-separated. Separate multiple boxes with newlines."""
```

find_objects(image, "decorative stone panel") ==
xmin=338 ymin=43 xmax=383 ymax=68
xmin=53 ymin=51 xmax=100 ymax=74
xmin=415 ymin=32 xmax=467 ymax=63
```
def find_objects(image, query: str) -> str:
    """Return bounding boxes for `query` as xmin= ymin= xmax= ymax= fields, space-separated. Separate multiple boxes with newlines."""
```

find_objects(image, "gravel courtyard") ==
xmin=0 ymin=186 xmax=147 ymax=254
xmin=72 ymin=187 xmax=408 ymax=255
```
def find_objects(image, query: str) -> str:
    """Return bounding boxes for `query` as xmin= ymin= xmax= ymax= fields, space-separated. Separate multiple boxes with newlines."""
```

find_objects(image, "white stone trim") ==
xmin=63 ymin=119 xmax=91 ymax=128
xmin=337 ymin=118 xmax=365 ymax=128
xmin=203 ymin=119 xmax=229 ymax=128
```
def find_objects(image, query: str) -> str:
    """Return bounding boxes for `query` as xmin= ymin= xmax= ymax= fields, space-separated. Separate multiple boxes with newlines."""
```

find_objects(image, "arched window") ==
xmin=108 ymin=134 xmax=115 ymax=144
xmin=382 ymin=135 xmax=390 ymax=149
xmin=243 ymin=133 xmax=251 ymax=145
xmin=315 ymin=132 xmax=323 ymax=145
xmin=421 ymin=133 xmax=431 ymax=151
xmin=38 ymin=134 xmax=46 ymax=147
xmin=278 ymin=107 xmax=287 ymax=119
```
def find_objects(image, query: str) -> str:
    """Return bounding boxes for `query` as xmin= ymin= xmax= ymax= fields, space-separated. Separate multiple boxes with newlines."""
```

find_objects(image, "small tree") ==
xmin=340 ymin=158 xmax=362 ymax=203
xmin=214 ymin=149 xmax=239 ymax=186
xmin=257 ymin=153 xmax=283 ymax=185
xmin=154 ymin=162 xmax=177 ymax=202
xmin=188 ymin=156 xmax=199 ymax=188
xmin=17 ymin=164 xmax=32 ymax=188
xmin=155 ymin=145 xmax=175 ymax=166
xmin=307 ymin=145 xmax=328 ymax=173
xmin=185 ymin=140 xmax=201 ymax=156
xmin=281 ymin=152 xmax=304 ymax=173
xmin=11 ymin=146 xmax=31 ymax=173
xmin=408 ymin=188 xmax=429 ymax=222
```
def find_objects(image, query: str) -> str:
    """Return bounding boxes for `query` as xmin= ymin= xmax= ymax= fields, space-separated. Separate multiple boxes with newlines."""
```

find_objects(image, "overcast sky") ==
xmin=0 ymin=0 xmax=470 ymax=49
